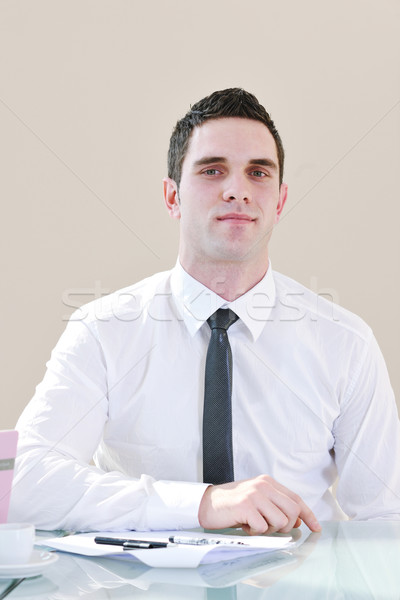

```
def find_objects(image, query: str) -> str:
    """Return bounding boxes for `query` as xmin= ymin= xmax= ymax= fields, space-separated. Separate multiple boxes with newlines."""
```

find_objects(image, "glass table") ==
xmin=1 ymin=521 xmax=399 ymax=599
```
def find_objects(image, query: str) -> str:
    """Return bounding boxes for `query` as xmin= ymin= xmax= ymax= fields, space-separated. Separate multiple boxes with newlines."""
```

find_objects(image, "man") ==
xmin=10 ymin=88 xmax=400 ymax=533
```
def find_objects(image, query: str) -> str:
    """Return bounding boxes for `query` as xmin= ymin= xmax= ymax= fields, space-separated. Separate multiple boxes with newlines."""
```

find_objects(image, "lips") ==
xmin=217 ymin=213 xmax=255 ymax=222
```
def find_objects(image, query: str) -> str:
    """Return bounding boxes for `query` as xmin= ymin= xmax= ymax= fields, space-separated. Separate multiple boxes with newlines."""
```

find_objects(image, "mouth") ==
xmin=217 ymin=213 xmax=255 ymax=223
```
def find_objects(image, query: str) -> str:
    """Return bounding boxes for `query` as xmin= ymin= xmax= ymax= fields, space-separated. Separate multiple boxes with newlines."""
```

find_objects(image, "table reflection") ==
xmin=1 ymin=521 xmax=399 ymax=599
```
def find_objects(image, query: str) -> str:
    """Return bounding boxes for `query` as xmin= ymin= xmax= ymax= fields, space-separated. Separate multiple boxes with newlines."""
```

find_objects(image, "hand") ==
xmin=198 ymin=475 xmax=321 ymax=534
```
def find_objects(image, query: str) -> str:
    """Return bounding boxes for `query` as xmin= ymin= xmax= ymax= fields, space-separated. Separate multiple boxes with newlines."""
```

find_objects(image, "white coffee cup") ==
xmin=0 ymin=523 xmax=35 ymax=564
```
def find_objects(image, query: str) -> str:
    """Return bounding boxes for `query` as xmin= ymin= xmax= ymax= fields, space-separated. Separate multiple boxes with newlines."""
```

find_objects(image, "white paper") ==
xmin=43 ymin=530 xmax=293 ymax=568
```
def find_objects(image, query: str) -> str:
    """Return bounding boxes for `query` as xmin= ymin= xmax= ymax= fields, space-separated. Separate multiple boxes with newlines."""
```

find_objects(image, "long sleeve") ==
xmin=9 ymin=315 xmax=208 ymax=532
xmin=333 ymin=331 xmax=400 ymax=519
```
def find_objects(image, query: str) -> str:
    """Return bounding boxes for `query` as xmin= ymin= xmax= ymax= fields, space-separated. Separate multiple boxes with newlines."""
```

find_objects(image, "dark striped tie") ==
xmin=203 ymin=308 xmax=239 ymax=485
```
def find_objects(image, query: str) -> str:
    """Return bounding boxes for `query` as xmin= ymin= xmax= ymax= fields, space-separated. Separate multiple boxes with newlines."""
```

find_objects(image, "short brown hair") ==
xmin=168 ymin=88 xmax=285 ymax=187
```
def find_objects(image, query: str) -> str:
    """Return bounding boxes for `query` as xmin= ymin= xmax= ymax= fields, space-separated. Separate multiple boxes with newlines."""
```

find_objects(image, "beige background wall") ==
xmin=1 ymin=0 xmax=399 ymax=429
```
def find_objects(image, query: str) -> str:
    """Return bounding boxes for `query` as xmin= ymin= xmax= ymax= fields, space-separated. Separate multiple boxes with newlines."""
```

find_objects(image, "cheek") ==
xmin=180 ymin=196 xmax=209 ymax=220
xmin=179 ymin=205 xmax=201 ymax=229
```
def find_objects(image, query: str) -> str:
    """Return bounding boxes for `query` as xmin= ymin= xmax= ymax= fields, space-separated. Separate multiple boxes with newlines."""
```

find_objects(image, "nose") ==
xmin=222 ymin=174 xmax=251 ymax=203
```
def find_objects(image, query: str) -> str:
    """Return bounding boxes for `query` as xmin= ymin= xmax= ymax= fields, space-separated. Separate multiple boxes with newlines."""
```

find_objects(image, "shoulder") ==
xmin=70 ymin=269 xmax=173 ymax=324
xmin=271 ymin=270 xmax=372 ymax=343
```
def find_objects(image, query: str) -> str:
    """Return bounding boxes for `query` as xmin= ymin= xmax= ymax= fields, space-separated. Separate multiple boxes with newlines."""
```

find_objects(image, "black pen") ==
xmin=94 ymin=536 xmax=168 ymax=549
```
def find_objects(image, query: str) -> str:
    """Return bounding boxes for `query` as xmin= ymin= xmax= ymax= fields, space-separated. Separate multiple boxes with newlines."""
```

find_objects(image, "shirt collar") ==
xmin=170 ymin=260 xmax=276 ymax=342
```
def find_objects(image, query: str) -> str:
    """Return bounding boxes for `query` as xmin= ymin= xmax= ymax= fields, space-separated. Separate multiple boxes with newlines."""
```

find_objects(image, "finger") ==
xmin=242 ymin=524 xmax=265 ymax=536
xmin=243 ymin=508 xmax=270 ymax=534
xmin=256 ymin=489 xmax=302 ymax=533
xmin=283 ymin=490 xmax=321 ymax=532
xmin=261 ymin=479 xmax=321 ymax=533
xmin=277 ymin=516 xmax=302 ymax=533
xmin=263 ymin=500 xmax=292 ymax=531
xmin=298 ymin=503 xmax=321 ymax=532
xmin=256 ymin=497 xmax=300 ymax=533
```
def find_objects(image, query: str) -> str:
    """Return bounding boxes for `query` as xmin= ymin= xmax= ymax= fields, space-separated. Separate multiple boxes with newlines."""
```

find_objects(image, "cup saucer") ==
xmin=0 ymin=550 xmax=58 ymax=579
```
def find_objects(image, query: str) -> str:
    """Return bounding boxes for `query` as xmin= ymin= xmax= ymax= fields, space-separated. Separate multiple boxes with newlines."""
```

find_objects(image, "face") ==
xmin=163 ymin=117 xmax=287 ymax=275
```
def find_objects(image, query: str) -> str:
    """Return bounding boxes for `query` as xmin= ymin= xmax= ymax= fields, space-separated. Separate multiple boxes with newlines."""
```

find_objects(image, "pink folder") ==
xmin=0 ymin=430 xmax=18 ymax=523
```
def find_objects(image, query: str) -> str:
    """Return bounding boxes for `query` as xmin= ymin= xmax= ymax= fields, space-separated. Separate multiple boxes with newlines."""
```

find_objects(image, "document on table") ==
xmin=43 ymin=530 xmax=294 ymax=568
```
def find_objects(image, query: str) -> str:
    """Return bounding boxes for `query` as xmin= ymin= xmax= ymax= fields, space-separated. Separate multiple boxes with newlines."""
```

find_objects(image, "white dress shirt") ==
xmin=10 ymin=262 xmax=400 ymax=531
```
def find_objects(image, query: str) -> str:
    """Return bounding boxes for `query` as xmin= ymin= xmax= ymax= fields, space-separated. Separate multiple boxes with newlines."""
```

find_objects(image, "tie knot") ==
xmin=207 ymin=308 xmax=239 ymax=332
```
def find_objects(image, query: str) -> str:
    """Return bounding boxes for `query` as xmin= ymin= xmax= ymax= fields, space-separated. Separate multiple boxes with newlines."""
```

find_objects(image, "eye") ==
xmin=202 ymin=168 xmax=221 ymax=176
xmin=250 ymin=170 xmax=267 ymax=178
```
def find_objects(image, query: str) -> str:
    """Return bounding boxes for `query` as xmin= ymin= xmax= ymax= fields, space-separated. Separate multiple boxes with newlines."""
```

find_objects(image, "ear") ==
xmin=163 ymin=177 xmax=181 ymax=220
xmin=275 ymin=182 xmax=288 ymax=223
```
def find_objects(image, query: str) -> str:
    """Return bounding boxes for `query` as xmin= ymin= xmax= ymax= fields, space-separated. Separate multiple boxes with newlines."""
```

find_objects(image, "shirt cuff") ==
xmin=143 ymin=479 xmax=210 ymax=531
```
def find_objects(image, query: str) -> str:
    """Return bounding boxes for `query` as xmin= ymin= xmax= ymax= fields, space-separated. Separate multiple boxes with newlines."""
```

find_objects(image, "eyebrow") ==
xmin=193 ymin=156 xmax=227 ymax=167
xmin=192 ymin=156 xmax=278 ymax=170
xmin=248 ymin=158 xmax=278 ymax=171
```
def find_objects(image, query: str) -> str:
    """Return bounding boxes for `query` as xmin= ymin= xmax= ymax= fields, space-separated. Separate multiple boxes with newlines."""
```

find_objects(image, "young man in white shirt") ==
xmin=11 ymin=88 xmax=400 ymax=533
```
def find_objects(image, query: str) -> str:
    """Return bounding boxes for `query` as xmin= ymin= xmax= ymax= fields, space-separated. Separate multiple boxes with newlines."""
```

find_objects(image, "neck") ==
xmin=180 ymin=258 xmax=269 ymax=301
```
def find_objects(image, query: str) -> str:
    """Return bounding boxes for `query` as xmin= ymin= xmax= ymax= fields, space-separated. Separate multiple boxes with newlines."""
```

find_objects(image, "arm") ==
xmin=333 ymin=332 xmax=400 ymax=519
xmin=10 ymin=316 xmax=208 ymax=532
